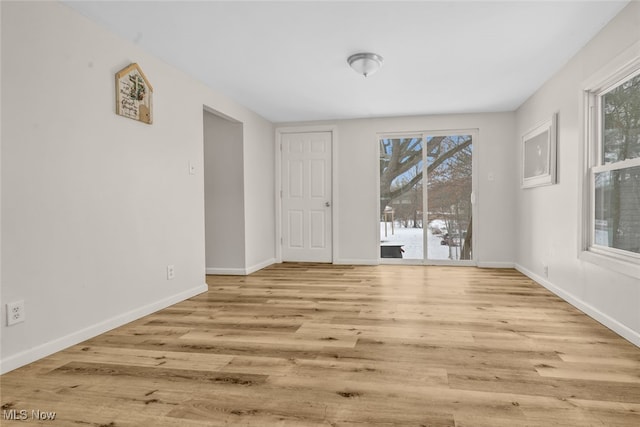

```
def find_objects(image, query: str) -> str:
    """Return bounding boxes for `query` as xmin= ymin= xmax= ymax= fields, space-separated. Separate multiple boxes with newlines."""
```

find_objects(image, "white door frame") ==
xmin=376 ymin=128 xmax=479 ymax=266
xmin=275 ymin=125 xmax=338 ymax=263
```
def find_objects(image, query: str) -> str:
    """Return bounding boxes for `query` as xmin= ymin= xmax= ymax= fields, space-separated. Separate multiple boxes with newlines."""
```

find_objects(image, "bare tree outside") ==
xmin=596 ymin=73 xmax=640 ymax=254
xmin=425 ymin=136 xmax=473 ymax=260
xmin=380 ymin=135 xmax=473 ymax=260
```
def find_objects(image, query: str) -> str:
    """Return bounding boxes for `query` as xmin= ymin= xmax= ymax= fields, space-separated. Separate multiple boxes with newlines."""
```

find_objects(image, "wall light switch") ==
xmin=189 ymin=161 xmax=196 ymax=175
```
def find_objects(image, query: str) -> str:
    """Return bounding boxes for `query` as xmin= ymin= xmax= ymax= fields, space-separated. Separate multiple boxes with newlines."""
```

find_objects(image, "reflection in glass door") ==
xmin=379 ymin=133 xmax=474 ymax=263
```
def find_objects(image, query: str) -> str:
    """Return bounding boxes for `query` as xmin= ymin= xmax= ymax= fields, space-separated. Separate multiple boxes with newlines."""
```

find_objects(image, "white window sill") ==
xmin=580 ymin=250 xmax=640 ymax=280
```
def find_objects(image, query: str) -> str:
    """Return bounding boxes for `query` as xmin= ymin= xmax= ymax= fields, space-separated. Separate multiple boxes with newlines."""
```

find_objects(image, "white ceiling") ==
xmin=64 ymin=1 xmax=629 ymax=123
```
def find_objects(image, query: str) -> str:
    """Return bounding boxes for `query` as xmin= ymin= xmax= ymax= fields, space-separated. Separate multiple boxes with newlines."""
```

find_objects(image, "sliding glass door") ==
xmin=380 ymin=135 xmax=424 ymax=260
xmin=379 ymin=131 xmax=475 ymax=264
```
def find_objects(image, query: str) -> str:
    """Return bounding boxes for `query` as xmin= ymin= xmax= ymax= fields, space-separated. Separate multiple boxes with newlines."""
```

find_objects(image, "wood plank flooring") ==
xmin=1 ymin=263 xmax=639 ymax=426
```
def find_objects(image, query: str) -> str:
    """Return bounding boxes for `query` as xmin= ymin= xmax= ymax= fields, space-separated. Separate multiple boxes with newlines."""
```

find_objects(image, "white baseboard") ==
xmin=477 ymin=262 xmax=515 ymax=268
xmin=0 ymin=283 xmax=208 ymax=375
xmin=206 ymin=267 xmax=247 ymax=275
xmin=334 ymin=260 xmax=515 ymax=268
xmin=515 ymin=264 xmax=640 ymax=347
xmin=246 ymin=258 xmax=276 ymax=275
xmin=206 ymin=258 xmax=276 ymax=276
xmin=334 ymin=258 xmax=379 ymax=265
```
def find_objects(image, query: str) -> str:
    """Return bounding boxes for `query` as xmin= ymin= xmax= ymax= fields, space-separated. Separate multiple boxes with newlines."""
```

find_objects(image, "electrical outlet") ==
xmin=6 ymin=300 xmax=25 ymax=326
xmin=543 ymin=265 xmax=549 ymax=278
xmin=167 ymin=265 xmax=175 ymax=280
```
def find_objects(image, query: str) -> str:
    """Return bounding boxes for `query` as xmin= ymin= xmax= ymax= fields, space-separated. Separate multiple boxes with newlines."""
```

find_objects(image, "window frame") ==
xmin=580 ymin=42 xmax=640 ymax=279
xmin=590 ymin=159 xmax=640 ymax=264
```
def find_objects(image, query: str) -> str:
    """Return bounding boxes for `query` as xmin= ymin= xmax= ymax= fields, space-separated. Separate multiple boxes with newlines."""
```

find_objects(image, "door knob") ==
xmin=325 ymin=201 xmax=331 ymax=207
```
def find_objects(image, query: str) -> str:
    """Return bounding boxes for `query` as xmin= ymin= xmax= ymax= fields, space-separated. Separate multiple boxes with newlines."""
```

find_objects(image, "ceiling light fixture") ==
xmin=347 ymin=52 xmax=384 ymax=77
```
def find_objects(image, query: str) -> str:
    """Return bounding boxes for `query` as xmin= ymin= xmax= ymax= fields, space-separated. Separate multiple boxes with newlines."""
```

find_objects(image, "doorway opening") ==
xmin=203 ymin=108 xmax=245 ymax=274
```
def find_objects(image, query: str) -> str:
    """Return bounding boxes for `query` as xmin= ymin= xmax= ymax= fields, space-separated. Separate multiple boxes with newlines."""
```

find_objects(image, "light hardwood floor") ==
xmin=1 ymin=263 xmax=639 ymax=426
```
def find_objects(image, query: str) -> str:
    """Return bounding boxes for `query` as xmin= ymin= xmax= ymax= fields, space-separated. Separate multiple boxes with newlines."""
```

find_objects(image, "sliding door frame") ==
xmin=376 ymin=129 xmax=478 ymax=266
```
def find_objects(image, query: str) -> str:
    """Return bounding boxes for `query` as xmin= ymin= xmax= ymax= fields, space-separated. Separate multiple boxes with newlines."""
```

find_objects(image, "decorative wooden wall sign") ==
xmin=115 ymin=63 xmax=153 ymax=124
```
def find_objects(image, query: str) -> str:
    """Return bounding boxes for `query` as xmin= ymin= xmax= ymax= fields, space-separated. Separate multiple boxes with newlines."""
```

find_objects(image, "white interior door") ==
xmin=281 ymin=132 xmax=332 ymax=262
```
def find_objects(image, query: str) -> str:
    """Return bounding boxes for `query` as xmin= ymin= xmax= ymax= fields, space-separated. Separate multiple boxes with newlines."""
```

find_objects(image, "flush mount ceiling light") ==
xmin=347 ymin=52 xmax=384 ymax=77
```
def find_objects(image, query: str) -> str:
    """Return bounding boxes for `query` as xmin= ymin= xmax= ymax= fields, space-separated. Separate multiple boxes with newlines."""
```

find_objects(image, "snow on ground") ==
xmin=380 ymin=222 xmax=463 ymax=260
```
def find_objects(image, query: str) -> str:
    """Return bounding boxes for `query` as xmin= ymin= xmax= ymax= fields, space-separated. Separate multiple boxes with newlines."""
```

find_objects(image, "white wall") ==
xmin=0 ymin=1 xmax=275 ymax=373
xmin=203 ymin=111 xmax=246 ymax=273
xmin=515 ymin=1 xmax=640 ymax=345
xmin=242 ymin=112 xmax=277 ymax=274
xmin=278 ymin=112 xmax=517 ymax=266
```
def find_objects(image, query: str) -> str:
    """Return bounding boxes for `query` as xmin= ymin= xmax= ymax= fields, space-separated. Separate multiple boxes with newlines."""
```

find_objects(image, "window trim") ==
xmin=579 ymin=40 xmax=640 ymax=279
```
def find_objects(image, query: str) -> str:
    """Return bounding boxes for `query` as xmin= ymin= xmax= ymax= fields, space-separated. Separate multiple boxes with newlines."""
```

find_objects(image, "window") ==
xmin=584 ymin=55 xmax=640 ymax=274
